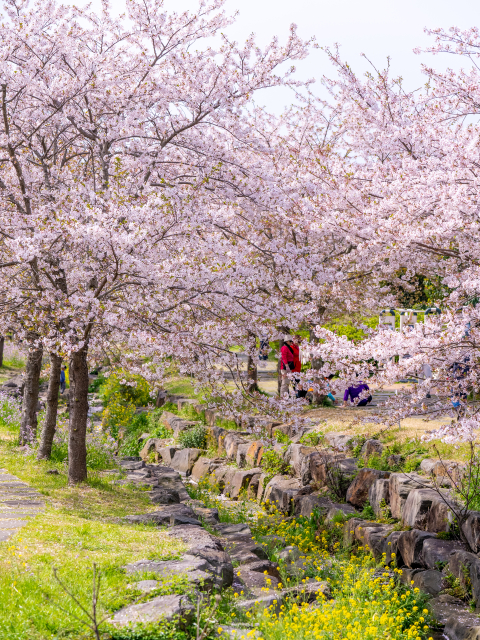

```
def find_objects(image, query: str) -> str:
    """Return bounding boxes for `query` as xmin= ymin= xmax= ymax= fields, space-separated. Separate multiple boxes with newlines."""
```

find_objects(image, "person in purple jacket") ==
xmin=343 ymin=381 xmax=372 ymax=407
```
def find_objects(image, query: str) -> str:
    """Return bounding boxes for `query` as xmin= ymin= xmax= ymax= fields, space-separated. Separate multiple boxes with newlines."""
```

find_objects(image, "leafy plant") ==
xmin=88 ymin=374 xmax=105 ymax=393
xmin=359 ymin=501 xmax=375 ymax=520
xmin=178 ymin=425 xmax=207 ymax=449
xmin=261 ymin=448 xmax=291 ymax=481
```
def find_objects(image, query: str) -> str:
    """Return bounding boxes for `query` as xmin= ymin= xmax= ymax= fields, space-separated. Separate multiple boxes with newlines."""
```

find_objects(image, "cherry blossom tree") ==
xmin=0 ymin=0 xmax=317 ymax=482
xmin=301 ymin=30 xmax=480 ymax=447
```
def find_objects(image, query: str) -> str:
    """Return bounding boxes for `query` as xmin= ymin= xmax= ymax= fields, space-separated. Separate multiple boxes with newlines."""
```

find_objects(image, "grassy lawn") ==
xmin=0 ymin=428 xmax=186 ymax=640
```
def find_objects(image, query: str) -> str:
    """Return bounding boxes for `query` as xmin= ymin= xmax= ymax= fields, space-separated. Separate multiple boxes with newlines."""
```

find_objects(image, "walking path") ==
xmin=0 ymin=468 xmax=44 ymax=542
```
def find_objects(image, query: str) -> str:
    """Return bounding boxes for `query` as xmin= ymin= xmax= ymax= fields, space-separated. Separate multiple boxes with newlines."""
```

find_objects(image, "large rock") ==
xmin=346 ymin=468 xmax=390 ymax=508
xmin=324 ymin=503 xmax=357 ymax=523
xmin=148 ymin=466 xmax=189 ymax=502
xmin=139 ymin=438 xmax=168 ymax=462
xmin=190 ymin=457 xmax=223 ymax=482
xmin=256 ymin=473 xmax=268 ymax=502
xmin=420 ymin=458 xmax=464 ymax=482
xmin=124 ymin=556 xmax=213 ymax=588
xmin=262 ymin=475 xmax=303 ymax=513
xmin=402 ymin=487 xmax=455 ymax=532
xmin=324 ymin=432 xmax=353 ymax=451
xmin=247 ymin=473 xmax=262 ymax=499
xmin=309 ymin=453 xmax=356 ymax=489
xmin=246 ymin=441 xmax=264 ymax=467
xmin=389 ymin=472 xmax=428 ymax=519
xmin=171 ymin=448 xmax=203 ymax=476
xmin=423 ymin=538 xmax=466 ymax=570
xmin=369 ymin=478 xmax=390 ymax=518
xmin=343 ymin=518 xmax=370 ymax=547
xmin=293 ymin=493 xmax=333 ymax=518
xmin=223 ymin=432 xmax=249 ymax=461
xmin=166 ymin=525 xmax=233 ymax=588
xmin=110 ymin=594 xmax=194 ymax=627
xmin=362 ymin=525 xmax=394 ymax=561
xmin=397 ymin=529 xmax=437 ymax=568
xmin=225 ymin=468 xmax=263 ymax=500
xmin=237 ymin=567 xmax=280 ymax=590
xmin=124 ymin=504 xmax=200 ymax=527
xmin=449 ymin=551 xmax=480 ymax=607
xmin=361 ymin=439 xmax=384 ymax=459
xmin=412 ymin=569 xmax=444 ymax=596
xmin=462 ymin=511 xmax=480 ymax=553
xmin=236 ymin=443 xmax=251 ymax=468
xmin=160 ymin=411 xmax=195 ymax=436
xmin=383 ymin=531 xmax=405 ymax=566
xmin=119 ymin=458 xmax=145 ymax=471
xmin=430 ymin=594 xmax=480 ymax=639
xmin=284 ymin=444 xmax=316 ymax=481
xmin=156 ymin=446 xmax=181 ymax=466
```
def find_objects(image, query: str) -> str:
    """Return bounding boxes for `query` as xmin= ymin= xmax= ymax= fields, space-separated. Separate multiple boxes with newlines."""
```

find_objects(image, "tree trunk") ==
xmin=0 ymin=337 xmax=5 ymax=368
xmin=37 ymin=353 xmax=62 ymax=460
xmin=247 ymin=355 xmax=258 ymax=393
xmin=19 ymin=344 xmax=43 ymax=445
xmin=68 ymin=345 xmax=89 ymax=484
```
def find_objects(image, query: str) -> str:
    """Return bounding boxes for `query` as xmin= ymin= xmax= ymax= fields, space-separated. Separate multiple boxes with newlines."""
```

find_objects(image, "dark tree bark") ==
xmin=247 ymin=354 xmax=258 ymax=394
xmin=19 ymin=344 xmax=43 ymax=445
xmin=68 ymin=345 xmax=89 ymax=484
xmin=0 ymin=337 xmax=5 ymax=368
xmin=37 ymin=353 xmax=62 ymax=460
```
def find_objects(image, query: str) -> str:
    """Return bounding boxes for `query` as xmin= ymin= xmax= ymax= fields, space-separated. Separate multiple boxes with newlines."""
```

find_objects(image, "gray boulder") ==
xmin=397 ymin=529 xmax=437 ymax=568
xmin=369 ymin=478 xmax=390 ymax=518
xmin=262 ymin=475 xmax=303 ymax=514
xmin=110 ymin=594 xmax=194 ymax=627
xmin=423 ymin=537 xmax=466 ymax=570
xmin=389 ymin=472 xmax=428 ymax=519
xmin=449 ymin=550 xmax=480 ymax=608
xmin=325 ymin=503 xmax=357 ymax=523
xmin=124 ymin=504 xmax=200 ymax=527
xmin=225 ymin=468 xmax=263 ymax=500
xmin=293 ymin=493 xmax=333 ymax=518
xmin=237 ymin=567 xmax=280 ymax=590
xmin=462 ymin=511 xmax=480 ymax=553
xmin=361 ymin=439 xmax=384 ymax=459
xmin=402 ymin=487 xmax=454 ymax=532
xmin=171 ymin=448 xmax=203 ymax=476
xmin=124 ymin=555 xmax=213 ymax=589
xmin=346 ymin=468 xmax=390 ymax=507
xmin=430 ymin=594 xmax=480 ymax=639
xmin=412 ymin=569 xmax=444 ymax=596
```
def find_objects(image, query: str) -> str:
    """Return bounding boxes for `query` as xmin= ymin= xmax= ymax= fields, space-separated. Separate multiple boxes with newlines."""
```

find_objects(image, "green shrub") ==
xmin=178 ymin=424 xmax=207 ymax=449
xmin=261 ymin=448 xmax=291 ymax=481
xmin=99 ymin=370 xmax=152 ymax=407
xmin=88 ymin=373 xmax=105 ymax=393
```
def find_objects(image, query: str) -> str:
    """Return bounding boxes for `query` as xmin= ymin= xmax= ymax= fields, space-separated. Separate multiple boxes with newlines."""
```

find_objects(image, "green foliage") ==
xmin=322 ymin=316 xmax=379 ymax=342
xmin=99 ymin=370 xmax=152 ymax=407
xmin=359 ymin=501 xmax=375 ymax=520
xmin=275 ymin=430 xmax=291 ymax=445
xmin=299 ymin=430 xmax=324 ymax=447
xmin=88 ymin=373 xmax=105 ymax=393
xmin=178 ymin=424 xmax=207 ymax=449
xmin=261 ymin=448 xmax=292 ymax=481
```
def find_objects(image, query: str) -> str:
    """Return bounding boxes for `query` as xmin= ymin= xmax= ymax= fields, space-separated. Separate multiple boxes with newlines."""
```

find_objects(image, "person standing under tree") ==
xmin=280 ymin=336 xmax=301 ymax=396
xmin=60 ymin=365 xmax=66 ymax=394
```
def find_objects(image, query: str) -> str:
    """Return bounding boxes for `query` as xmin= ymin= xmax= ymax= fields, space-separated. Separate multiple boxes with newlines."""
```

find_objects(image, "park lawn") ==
xmin=0 ymin=428 xmax=186 ymax=640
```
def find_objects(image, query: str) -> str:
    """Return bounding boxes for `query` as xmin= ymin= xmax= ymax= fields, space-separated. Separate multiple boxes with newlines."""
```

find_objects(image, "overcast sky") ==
xmin=104 ymin=0 xmax=480 ymax=112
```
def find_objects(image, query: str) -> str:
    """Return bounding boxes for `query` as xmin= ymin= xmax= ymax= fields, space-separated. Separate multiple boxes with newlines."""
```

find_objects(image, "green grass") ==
xmin=0 ymin=428 xmax=186 ymax=639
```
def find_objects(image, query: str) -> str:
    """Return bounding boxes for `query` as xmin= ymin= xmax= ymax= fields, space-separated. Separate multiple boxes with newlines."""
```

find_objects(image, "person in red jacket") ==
xmin=280 ymin=336 xmax=301 ymax=397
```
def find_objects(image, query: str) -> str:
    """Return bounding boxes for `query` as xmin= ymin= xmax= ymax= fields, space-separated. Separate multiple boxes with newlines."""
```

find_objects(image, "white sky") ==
xmin=104 ymin=0 xmax=480 ymax=111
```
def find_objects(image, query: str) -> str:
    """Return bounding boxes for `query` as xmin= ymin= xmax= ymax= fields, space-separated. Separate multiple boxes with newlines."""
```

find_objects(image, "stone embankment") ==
xmin=109 ymin=395 xmax=480 ymax=638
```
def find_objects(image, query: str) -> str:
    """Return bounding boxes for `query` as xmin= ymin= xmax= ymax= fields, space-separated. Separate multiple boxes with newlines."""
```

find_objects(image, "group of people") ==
xmin=278 ymin=335 xmax=372 ymax=406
